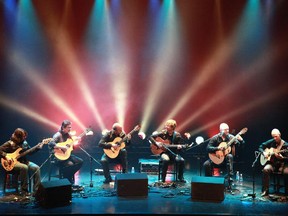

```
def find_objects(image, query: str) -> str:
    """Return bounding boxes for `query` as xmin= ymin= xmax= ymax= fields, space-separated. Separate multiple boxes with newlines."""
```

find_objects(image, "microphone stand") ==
xmin=241 ymin=151 xmax=263 ymax=201
xmin=185 ymin=138 xmax=211 ymax=176
xmin=79 ymin=146 xmax=101 ymax=187
xmin=30 ymin=153 xmax=53 ymax=182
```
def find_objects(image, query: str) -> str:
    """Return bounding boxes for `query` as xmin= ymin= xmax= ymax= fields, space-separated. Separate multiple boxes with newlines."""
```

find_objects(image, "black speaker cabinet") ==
xmin=191 ymin=176 xmax=225 ymax=202
xmin=115 ymin=173 xmax=148 ymax=197
xmin=36 ymin=179 xmax=72 ymax=208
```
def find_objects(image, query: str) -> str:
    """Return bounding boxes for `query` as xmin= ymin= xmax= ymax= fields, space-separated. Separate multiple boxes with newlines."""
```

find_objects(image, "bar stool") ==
xmin=271 ymin=171 xmax=285 ymax=193
xmin=2 ymin=170 xmax=32 ymax=194
xmin=48 ymin=158 xmax=63 ymax=181
xmin=3 ymin=170 xmax=19 ymax=193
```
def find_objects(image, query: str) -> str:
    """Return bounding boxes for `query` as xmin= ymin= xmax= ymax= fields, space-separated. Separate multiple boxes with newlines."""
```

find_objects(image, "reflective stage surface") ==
xmin=0 ymin=166 xmax=287 ymax=215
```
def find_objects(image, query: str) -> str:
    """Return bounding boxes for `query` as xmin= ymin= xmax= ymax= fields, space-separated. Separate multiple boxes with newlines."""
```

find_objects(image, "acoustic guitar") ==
xmin=104 ymin=125 xmax=141 ymax=159
xmin=260 ymin=147 xmax=288 ymax=166
xmin=1 ymin=138 xmax=52 ymax=171
xmin=209 ymin=127 xmax=247 ymax=164
xmin=149 ymin=137 xmax=189 ymax=155
xmin=54 ymin=128 xmax=93 ymax=160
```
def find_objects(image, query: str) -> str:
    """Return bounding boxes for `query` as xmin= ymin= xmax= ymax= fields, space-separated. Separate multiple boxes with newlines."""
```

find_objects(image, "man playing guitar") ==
xmin=98 ymin=123 xmax=133 ymax=184
xmin=259 ymin=128 xmax=288 ymax=197
xmin=48 ymin=120 xmax=83 ymax=190
xmin=0 ymin=128 xmax=43 ymax=196
xmin=203 ymin=123 xmax=245 ymax=183
xmin=149 ymin=119 xmax=187 ymax=183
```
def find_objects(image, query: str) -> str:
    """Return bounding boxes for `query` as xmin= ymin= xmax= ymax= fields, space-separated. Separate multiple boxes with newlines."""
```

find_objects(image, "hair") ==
xmin=61 ymin=120 xmax=72 ymax=130
xmin=11 ymin=128 xmax=27 ymax=143
xmin=165 ymin=119 xmax=177 ymax=129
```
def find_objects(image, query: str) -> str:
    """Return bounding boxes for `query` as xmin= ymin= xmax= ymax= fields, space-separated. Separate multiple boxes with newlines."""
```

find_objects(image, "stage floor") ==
xmin=0 ymin=167 xmax=287 ymax=215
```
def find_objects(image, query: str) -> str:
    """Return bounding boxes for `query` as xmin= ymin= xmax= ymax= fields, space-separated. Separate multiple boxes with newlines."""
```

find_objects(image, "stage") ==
xmin=0 ymin=167 xmax=287 ymax=215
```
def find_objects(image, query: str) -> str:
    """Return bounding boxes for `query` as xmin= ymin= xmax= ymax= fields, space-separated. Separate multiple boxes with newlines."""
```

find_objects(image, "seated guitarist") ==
xmin=203 ymin=123 xmax=245 ymax=182
xmin=48 ymin=120 xmax=83 ymax=189
xmin=259 ymin=128 xmax=288 ymax=197
xmin=0 ymin=128 xmax=42 ymax=196
xmin=98 ymin=123 xmax=131 ymax=184
xmin=149 ymin=119 xmax=186 ymax=183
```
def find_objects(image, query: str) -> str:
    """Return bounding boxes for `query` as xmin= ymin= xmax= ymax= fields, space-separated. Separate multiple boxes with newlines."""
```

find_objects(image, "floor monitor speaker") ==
xmin=115 ymin=173 xmax=148 ymax=197
xmin=191 ymin=176 xmax=225 ymax=202
xmin=35 ymin=178 xmax=72 ymax=208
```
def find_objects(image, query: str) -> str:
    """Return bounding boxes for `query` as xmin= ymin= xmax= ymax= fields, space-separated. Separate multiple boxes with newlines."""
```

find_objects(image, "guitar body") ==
xmin=259 ymin=147 xmax=288 ymax=166
xmin=104 ymin=137 xmax=126 ymax=159
xmin=209 ymin=128 xmax=248 ymax=165
xmin=150 ymin=137 xmax=170 ymax=155
xmin=1 ymin=148 xmax=22 ymax=171
xmin=54 ymin=139 xmax=74 ymax=161
xmin=103 ymin=125 xmax=141 ymax=159
xmin=53 ymin=128 xmax=93 ymax=161
xmin=209 ymin=142 xmax=232 ymax=165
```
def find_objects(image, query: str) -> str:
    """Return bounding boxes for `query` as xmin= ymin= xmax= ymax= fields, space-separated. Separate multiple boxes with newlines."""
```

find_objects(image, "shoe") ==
xmin=103 ymin=178 xmax=112 ymax=184
xmin=20 ymin=191 xmax=31 ymax=197
xmin=72 ymin=184 xmax=84 ymax=192
xmin=261 ymin=190 xmax=269 ymax=197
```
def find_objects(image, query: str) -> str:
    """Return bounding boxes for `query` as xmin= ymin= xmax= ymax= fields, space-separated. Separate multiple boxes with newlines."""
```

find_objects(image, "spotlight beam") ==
xmin=9 ymin=51 xmax=86 ymax=129
xmin=178 ymin=41 xmax=286 ymax=132
xmin=0 ymin=93 xmax=58 ymax=128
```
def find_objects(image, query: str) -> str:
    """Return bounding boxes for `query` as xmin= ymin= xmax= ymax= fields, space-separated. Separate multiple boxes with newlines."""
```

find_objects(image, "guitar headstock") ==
xmin=134 ymin=125 xmax=141 ymax=132
xmin=240 ymin=127 xmax=248 ymax=135
xmin=42 ymin=138 xmax=53 ymax=145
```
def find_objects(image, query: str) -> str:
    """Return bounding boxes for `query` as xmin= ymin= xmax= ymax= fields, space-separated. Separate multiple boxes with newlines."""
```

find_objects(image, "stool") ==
xmin=3 ymin=171 xmax=19 ymax=193
xmin=158 ymin=160 xmax=178 ymax=182
xmin=3 ymin=170 xmax=32 ymax=193
xmin=271 ymin=171 xmax=285 ymax=193
xmin=48 ymin=159 xmax=63 ymax=181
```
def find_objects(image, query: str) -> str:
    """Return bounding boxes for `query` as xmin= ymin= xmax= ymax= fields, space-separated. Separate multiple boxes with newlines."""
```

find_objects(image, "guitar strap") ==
xmin=277 ymin=140 xmax=284 ymax=151
xmin=172 ymin=131 xmax=176 ymax=144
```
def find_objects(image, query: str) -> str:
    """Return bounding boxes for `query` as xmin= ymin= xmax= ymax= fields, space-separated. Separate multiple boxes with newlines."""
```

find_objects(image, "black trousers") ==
xmin=100 ymin=149 xmax=128 ymax=180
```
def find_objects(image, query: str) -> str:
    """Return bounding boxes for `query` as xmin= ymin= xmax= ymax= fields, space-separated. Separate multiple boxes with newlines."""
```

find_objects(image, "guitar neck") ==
xmin=18 ymin=143 xmax=41 ymax=159
xmin=166 ymin=144 xmax=186 ymax=148
xmin=121 ymin=127 xmax=138 ymax=143
xmin=226 ymin=133 xmax=241 ymax=148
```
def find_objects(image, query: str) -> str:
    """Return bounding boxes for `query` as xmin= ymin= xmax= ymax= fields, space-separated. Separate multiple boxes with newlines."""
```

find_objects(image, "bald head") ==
xmin=271 ymin=128 xmax=281 ymax=143
xmin=112 ymin=123 xmax=123 ymax=135
xmin=219 ymin=123 xmax=229 ymax=136
xmin=219 ymin=123 xmax=229 ymax=131
xmin=271 ymin=128 xmax=280 ymax=136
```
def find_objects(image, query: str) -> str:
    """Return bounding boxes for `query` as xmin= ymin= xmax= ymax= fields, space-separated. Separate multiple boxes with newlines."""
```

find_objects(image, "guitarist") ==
xmin=203 ymin=123 xmax=245 ymax=182
xmin=149 ymin=119 xmax=186 ymax=183
xmin=0 ymin=128 xmax=42 ymax=196
xmin=98 ymin=123 xmax=131 ymax=184
xmin=48 ymin=120 xmax=83 ymax=190
xmin=259 ymin=128 xmax=288 ymax=197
